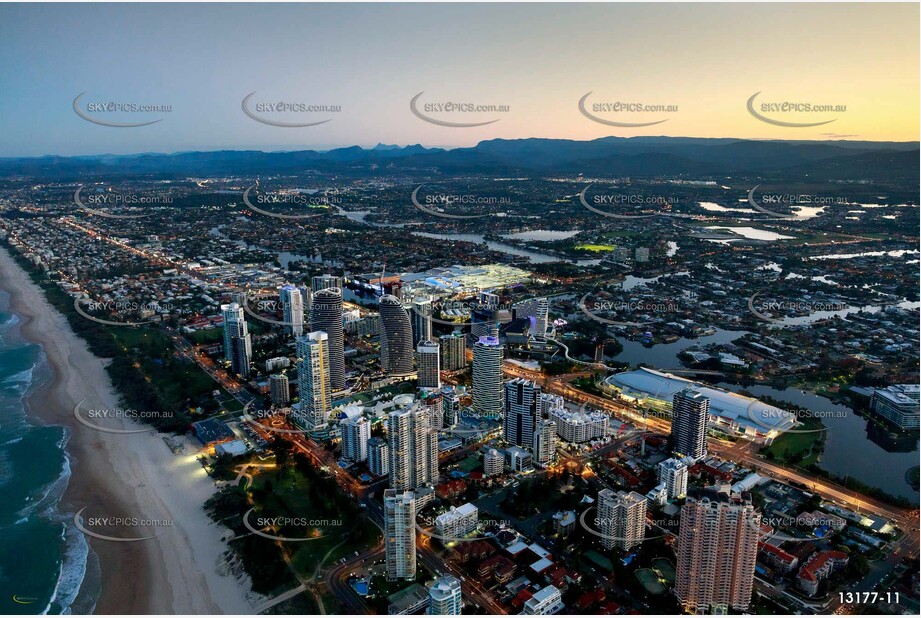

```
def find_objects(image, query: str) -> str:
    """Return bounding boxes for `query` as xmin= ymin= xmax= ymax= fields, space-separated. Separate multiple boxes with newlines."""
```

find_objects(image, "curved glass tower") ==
xmin=378 ymin=294 xmax=414 ymax=376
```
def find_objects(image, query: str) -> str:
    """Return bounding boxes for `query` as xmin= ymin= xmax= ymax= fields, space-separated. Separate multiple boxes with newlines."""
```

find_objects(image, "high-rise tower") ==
xmin=411 ymin=296 xmax=433 ymax=347
xmin=503 ymin=378 xmax=540 ymax=448
xmin=222 ymin=302 xmax=252 ymax=378
xmin=416 ymin=340 xmax=441 ymax=389
xmin=387 ymin=403 xmax=438 ymax=491
xmin=384 ymin=489 xmax=416 ymax=581
xmin=295 ymin=332 xmax=331 ymax=429
xmin=675 ymin=488 xmax=760 ymax=613
xmin=280 ymin=284 xmax=305 ymax=337
xmin=472 ymin=336 xmax=503 ymax=418
xmin=379 ymin=294 xmax=414 ymax=376
xmin=672 ymin=389 xmax=709 ymax=460
xmin=310 ymin=288 xmax=345 ymax=391
xmin=597 ymin=489 xmax=647 ymax=551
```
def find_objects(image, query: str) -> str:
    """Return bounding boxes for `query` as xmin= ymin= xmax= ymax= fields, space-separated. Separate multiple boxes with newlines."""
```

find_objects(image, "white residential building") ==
xmin=550 ymin=408 xmax=609 ymax=443
xmin=658 ymin=457 xmax=689 ymax=500
xmin=341 ymin=414 xmax=370 ymax=462
xmin=483 ymin=448 xmax=504 ymax=477
xmin=435 ymin=503 xmax=478 ymax=540
xmin=294 ymin=331 xmax=331 ymax=429
xmin=388 ymin=403 xmax=438 ymax=491
xmin=597 ymin=489 xmax=647 ymax=551
xmin=427 ymin=576 xmax=462 ymax=615
xmin=522 ymin=585 xmax=564 ymax=615
xmin=384 ymin=490 xmax=416 ymax=581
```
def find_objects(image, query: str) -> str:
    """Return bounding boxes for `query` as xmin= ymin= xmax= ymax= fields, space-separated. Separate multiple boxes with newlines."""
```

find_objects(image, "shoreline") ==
xmin=0 ymin=246 xmax=255 ymax=614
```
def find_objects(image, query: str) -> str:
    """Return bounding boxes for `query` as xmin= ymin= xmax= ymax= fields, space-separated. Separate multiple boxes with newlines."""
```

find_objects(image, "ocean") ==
xmin=0 ymin=291 xmax=99 ymax=615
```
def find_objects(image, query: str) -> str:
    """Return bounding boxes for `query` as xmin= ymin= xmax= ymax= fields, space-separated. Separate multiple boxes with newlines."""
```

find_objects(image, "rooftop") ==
xmin=606 ymin=367 xmax=796 ymax=434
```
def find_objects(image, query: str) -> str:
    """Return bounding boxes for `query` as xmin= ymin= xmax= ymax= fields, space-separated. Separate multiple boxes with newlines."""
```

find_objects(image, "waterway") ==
xmin=335 ymin=208 xmax=597 ymax=266
xmin=717 ymin=383 xmax=919 ymax=502
xmin=413 ymin=232 xmax=600 ymax=266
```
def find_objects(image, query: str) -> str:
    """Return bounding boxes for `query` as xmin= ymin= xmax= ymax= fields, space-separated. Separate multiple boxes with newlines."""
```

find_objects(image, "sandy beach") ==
xmin=0 ymin=246 xmax=255 ymax=614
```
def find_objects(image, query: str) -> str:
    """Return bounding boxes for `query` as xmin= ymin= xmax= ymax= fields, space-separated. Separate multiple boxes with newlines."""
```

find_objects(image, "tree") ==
xmin=271 ymin=438 xmax=293 ymax=467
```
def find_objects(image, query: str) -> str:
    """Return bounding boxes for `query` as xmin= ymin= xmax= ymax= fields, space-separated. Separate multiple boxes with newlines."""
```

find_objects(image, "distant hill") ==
xmin=0 ymin=137 xmax=916 ymax=182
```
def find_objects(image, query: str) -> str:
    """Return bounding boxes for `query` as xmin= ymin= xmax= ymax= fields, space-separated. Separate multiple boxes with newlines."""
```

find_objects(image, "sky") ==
xmin=0 ymin=3 xmax=918 ymax=157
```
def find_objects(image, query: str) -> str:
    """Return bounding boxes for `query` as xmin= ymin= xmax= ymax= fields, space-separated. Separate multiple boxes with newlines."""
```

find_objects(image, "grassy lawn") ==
xmin=762 ymin=427 xmax=823 ymax=466
xmin=453 ymin=455 xmax=481 ymax=473
xmin=249 ymin=466 xmax=381 ymax=580
xmin=574 ymin=244 xmax=616 ymax=252
xmin=191 ymin=327 xmax=224 ymax=344
xmin=366 ymin=565 xmax=433 ymax=614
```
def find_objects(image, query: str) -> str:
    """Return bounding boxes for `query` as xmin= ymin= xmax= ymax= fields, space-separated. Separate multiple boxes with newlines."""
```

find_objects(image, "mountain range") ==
xmin=1 ymin=136 xmax=917 ymax=182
